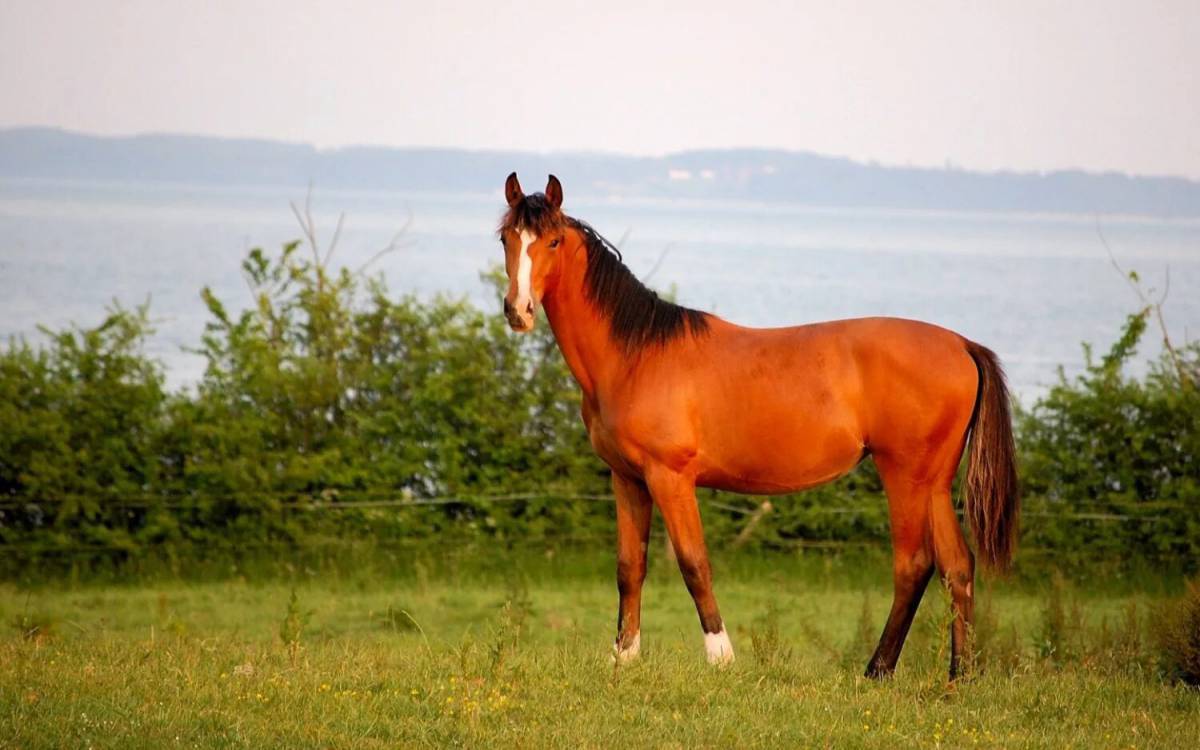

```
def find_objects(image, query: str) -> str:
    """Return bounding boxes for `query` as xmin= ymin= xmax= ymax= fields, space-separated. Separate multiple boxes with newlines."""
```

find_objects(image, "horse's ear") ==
xmin=545 ymin=174 xmax=563 ymax=209
xmin=505 ymin=172 xmax=524 ymax=207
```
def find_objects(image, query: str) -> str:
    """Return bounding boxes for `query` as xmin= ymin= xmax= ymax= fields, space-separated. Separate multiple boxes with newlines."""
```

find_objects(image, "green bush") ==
xmin=181 ymin=244 xmax=601 ymax=501
xmin=1154 ymin=580 xmax=1200 ymax=686
xmin=1018 ymin=309 xmax=1200 ymax=568
xmin=0 ymin=238 xmax=1196 ymax=575
xmin=0 ymin=243 xmax=607 ymax=568
xmin=0 ymin=304 xmax=170 ymax=553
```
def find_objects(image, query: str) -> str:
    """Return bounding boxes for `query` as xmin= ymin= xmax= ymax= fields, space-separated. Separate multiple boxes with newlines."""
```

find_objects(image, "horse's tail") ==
xmin=963 ymin=340 xmax=1020 ymax=572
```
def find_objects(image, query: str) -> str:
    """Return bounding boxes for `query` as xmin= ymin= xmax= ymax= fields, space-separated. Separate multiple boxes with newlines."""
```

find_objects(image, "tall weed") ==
xmin=1153 ymin=580 xmax=1200 ymax=686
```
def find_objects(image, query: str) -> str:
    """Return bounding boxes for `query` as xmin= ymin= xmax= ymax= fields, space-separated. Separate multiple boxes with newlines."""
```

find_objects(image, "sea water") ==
xmin=2 ymin=177 xmax=1198 ymax=400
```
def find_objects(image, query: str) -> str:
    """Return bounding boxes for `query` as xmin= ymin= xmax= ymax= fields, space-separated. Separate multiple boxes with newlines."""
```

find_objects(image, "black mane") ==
xmin=572 ymin=219 xmax=709 ymax=352
xmin=498 ymin=193 xmax=709 ymax=352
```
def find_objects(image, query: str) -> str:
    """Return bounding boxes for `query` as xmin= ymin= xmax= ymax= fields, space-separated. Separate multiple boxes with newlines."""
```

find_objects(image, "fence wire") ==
xmin=0 ymin=491 xmax=1177 ymax=520
xmin=0 ymin=490 xmax=1181 ymax=559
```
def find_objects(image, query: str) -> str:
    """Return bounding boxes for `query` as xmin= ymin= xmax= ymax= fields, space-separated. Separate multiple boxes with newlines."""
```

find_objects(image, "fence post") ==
xmin=732 ymin=500 xmax=773 ymax=549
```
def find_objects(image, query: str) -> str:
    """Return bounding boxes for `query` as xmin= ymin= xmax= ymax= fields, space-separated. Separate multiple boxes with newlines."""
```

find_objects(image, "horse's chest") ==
xmin=586 ymin=417 xmax=625 ymax=468
xmin=583 ymin=401 xmax=639 ymax=474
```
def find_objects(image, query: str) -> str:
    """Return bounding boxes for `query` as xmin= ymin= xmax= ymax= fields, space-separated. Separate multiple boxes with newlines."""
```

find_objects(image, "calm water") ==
xmin=2 ymin=178 xmax=1199 ymax=399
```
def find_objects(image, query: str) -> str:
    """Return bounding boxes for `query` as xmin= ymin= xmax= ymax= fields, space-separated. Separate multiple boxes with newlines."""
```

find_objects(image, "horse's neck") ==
xmin=541 ymin=244 xmax=624 ymax=401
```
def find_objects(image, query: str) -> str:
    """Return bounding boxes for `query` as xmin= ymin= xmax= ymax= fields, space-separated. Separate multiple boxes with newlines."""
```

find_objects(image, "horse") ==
xmin=496 ymin=172 xmax=1019 ymax=680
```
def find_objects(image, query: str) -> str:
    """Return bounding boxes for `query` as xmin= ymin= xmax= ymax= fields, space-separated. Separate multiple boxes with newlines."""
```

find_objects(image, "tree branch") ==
xmin=1096 ymin=218 xmax=1192 ymax=389
xmin=355 ymin=208 xmax=414 ymax=278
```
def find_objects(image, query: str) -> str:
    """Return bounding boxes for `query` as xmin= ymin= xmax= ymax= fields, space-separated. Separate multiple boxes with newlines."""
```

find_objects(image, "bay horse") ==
xmin=497 ymin=173 xmax=1019 ymax=680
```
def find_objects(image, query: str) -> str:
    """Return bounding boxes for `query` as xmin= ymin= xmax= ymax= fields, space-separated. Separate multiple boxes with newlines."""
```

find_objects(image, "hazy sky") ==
xmin=2 ymin=0 xmax=1198 ymax=177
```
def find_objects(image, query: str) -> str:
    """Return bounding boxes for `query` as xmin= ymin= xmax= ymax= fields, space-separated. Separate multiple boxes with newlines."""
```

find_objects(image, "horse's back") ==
xmin=707 ymin=315 xmax=975 ymax=397
xmin=740 ymin=315 xmax=979 ymax=444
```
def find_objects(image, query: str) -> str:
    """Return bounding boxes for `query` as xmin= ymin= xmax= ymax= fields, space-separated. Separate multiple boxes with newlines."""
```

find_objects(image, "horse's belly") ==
xmin=694 ymin=417 xmax=866 ymax=495
xmin=697 ymin=459 xmax=863 ymax=495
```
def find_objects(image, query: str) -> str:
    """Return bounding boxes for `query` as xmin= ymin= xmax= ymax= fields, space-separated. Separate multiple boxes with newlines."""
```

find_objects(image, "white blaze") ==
xmin=705 ymin=628 xmax=734 ymax=665
xmin=516 ymin=229 xmax=535 ymax=313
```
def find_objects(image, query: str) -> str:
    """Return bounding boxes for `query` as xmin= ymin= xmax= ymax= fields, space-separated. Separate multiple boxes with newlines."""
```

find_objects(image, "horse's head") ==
xmin=497 ymin=172 xmax=567 ymax=332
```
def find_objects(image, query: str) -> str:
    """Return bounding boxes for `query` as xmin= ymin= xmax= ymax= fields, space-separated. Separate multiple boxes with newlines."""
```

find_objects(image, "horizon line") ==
xmin=4 ymin=123 xmax=1198 ymax=184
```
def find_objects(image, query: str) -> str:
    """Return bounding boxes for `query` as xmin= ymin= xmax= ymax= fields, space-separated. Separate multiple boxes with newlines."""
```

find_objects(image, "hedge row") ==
xmin=2 ymin=242 xmax=1197 ymax=573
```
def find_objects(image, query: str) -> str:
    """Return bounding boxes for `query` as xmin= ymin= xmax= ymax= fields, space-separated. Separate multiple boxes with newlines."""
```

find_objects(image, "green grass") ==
xmin=1 ymin=551 xmax=1196 ymax=748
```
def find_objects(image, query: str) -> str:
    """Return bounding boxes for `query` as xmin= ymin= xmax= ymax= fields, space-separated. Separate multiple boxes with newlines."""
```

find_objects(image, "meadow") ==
xmin=2 ymin=211 xmax=1197 ymax=748
xmin=3 ymin=549 xmax=1197 ymax=748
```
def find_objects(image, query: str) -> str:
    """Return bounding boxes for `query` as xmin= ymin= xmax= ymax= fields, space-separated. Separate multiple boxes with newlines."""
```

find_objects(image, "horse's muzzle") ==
xmin=503 ymin=298 xmax=534 ymax=331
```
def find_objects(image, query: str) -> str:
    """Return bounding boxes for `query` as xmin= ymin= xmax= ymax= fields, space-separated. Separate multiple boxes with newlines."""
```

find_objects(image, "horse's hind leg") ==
xmin=644 ymin=466 xmax=733 ymax=665
xmin=866 ymin=458 xmax=936 ymax=678
xmin=930 ymin=486 xmax=976 ymax=679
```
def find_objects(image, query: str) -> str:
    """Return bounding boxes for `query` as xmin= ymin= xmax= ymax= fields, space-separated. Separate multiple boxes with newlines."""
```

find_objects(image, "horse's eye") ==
xmin=549 ymin=238 xmax=561 ymax=249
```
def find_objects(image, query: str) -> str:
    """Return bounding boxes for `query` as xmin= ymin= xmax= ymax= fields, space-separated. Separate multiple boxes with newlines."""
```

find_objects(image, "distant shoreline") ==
xmin=4 ymin=174 xmax=1200 ymax=229
xmin=4 ymin=127 xmax=1200 ymax=219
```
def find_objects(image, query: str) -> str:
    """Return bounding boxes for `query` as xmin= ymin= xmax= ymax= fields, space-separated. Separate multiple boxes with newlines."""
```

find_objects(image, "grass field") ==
xmin=2 ymin=550 xmax=1196 ymax=748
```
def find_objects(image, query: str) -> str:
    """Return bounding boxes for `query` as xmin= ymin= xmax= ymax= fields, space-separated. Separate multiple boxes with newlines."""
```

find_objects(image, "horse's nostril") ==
xmin=525 ymin=301 xmax=534 ymax=316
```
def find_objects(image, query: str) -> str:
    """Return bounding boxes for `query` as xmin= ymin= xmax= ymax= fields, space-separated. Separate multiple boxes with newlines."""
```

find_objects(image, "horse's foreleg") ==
xmin=613 ymin=473 xmax=652 ymax=663
xmin=645 ymin=467 xmax=733 ymax=665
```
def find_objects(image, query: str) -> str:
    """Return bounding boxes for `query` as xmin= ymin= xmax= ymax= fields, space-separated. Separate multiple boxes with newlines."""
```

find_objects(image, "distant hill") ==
xmin=3 ymin=127 xmax=1199 ymax=217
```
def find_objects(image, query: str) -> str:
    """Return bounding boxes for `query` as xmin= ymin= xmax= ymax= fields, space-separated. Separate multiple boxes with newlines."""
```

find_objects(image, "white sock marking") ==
xmin=613 ymin=632 xmax=641 ymax=664
xmin=705 ymin=627 xmax=734 ymax=665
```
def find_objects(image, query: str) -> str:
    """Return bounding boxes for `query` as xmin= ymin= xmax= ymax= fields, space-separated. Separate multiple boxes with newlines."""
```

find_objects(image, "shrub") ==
xmin=0 ymin=304 xmax=170 ymax=553
xmin=1153 ymin=580 xmax=1200 ymax=686
xmin=1018 ymin=309 xmax=1200 ymax=569
xmin=0 ymin=234 xmax=1196 ymax=575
